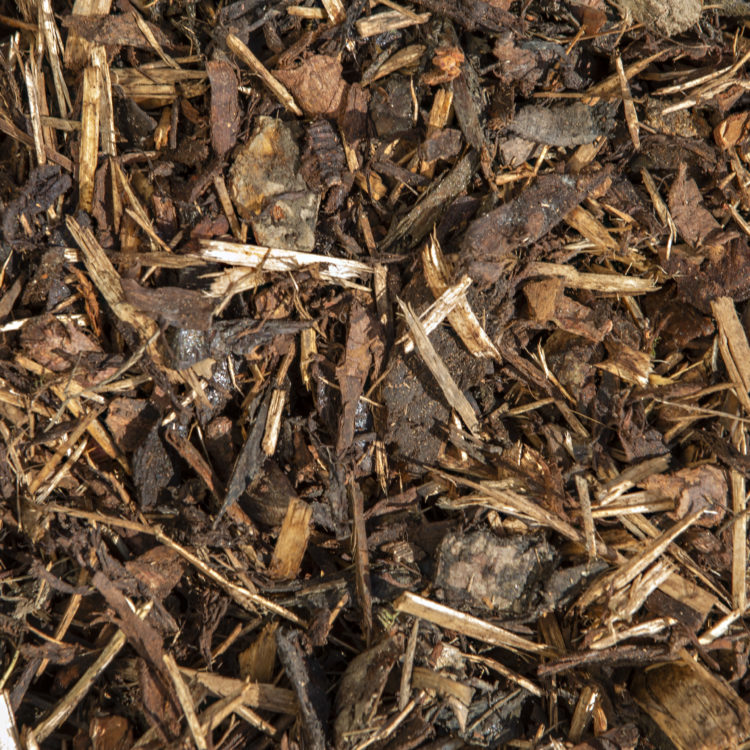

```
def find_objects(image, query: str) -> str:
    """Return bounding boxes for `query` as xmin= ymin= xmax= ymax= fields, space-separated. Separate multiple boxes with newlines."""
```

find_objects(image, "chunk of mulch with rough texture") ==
xmin=459 ymin=169 xmax=611 ymax=286
xmin=275 ymin=55 xmax=347 ymax=118
xmin=641 ymin=465 xmax=727 ymax=526
xmin=668 ymin=163 xmax=721 ymax=247
xmin=434 ymin=530 xmax=556 ymax=616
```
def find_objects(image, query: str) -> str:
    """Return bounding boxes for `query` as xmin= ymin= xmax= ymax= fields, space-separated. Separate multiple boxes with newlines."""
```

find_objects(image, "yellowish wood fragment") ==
xmin=78 ymin=65 xmax=100 ymax=212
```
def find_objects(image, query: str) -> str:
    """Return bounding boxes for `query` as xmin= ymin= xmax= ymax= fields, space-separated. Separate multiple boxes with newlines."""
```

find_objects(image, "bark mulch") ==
xmin=2 ymin=0 xmax=750 ymax=747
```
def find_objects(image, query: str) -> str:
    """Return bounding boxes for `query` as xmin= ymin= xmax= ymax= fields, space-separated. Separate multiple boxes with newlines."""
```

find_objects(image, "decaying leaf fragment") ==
xmin=275 ymin=55 xmax=347 ymax=118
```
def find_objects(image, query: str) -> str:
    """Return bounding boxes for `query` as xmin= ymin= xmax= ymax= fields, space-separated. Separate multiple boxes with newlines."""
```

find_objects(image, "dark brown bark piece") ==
xmin=206 ymin=60 xmax=240 ymax=157
xmin=668 ymin=163 xmax=721 ymax=247
xmin=62 ymin=14 xmax=173 ymax=51
xmin=419 ymin=128 xmax=463 ymax=162
xmin=336 ymin=301 xmax=382 ymax=455
xmin=121 ymin=278 xmax=214 ymax=330
xmin=2 ymin=165 xmax=71 ymax=243
xmin=334 ymin=637 xmax=402 ymax=749
xmin=276 ymin=628 xmax=330 ymax=750
xmin=641 ymin=465 xmax=727 ymax=526
xmin=459 ymin=169 xmax=611 ymax=286
xmin=125 ymin=546 xmax=186 ymax=600
xmin=215 ymin=389 xmax=271 ymax=524
xmin=132 ymin=423 xmax=175 ymax=509
xmin=105 ymin=398 xmax=159 ymax=453
xmin=245 ymin=460 xmax=299 ymax=527
xmin=410 ymin=0 xmax=520 ymax=31
xmin=381 ymin=150 xmax=479 ymax=251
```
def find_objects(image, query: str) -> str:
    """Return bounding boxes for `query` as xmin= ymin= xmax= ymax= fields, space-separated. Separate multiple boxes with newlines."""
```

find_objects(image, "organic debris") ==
xmin=3 ymin=0 xmax=750 ymax=748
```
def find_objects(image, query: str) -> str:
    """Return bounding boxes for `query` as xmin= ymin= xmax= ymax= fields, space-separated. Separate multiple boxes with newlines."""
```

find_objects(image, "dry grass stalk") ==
xmin=263 ymin=343 xmax=295 ymax=456
xmin=287 ymin=5 xmax=327 ymax=18
xmin=350 ymin=479 xmax=373 ymax=641
xmin=412 ymin=666 xmax=473 ymax=706
xmin=0 ymin=88 xmax=70 ymax=170
xmin=226 ymin=33 xmax=302 ymax=116
xmin=444 ymin=475 xmax=608 ymax=554
xmin=394 ymin=592 xmax=553 ymax=655
xmin=355 ymin=9 xmax=430 ymax=37
xmin=109 ymin=65 xmax=206 ymax=107
xmin=463 ymin=652 xmax=543 ymax=697
xmin=132 ymin=11 xmax=179 ymax=69
xmin=577 ymin=510 xmax=703 ymax=611
xmin=526 ymin=261 xmax=657 ymax=294
xmin=200 ymin=239 xmax=373 ymax=281
xmin=590 ymin=617 xmax=677 ymax=651
xmin=91 ymin=45 xmax=116 ymax=155
xmin=584 ymin=50 xmax=664 ymax=102
xmin=609 ymin=558 xmax=675 ymax=622
xmin=699 ymin=609 xmax=742 ymax=645
xmin=616 ymin=54 xmax=640 ymax=150
xmin=78 ymin=64 xmax=100 ymax=212
xmin=422 ymin=237 xmax=501 ymax=361
xmin=574 ymin=474 xmax=596 ymax=559
xmin=711 ymin=296 xmax=750 ymax=414
xmin=66 ymin=217 xmax=163 ymax=362
xmin=731 ymin=465 xmax=747 ymax=612
xmin=23 ymin=59 xmax=46 ymax=166
xmin=399 ymin=619 xmax=420 ymax=710
xmin=197 ymin=683 xmax=256 ymax=736
xmin=27 ymin=406 xmax=102 ymax=496
xmin=163 ymin=653 xmax=208 ymax=750
xmin=640 ymin=167 xmax=676 ymax=254
xmin=15 ymin=354 xmax=126 ymax=467
xmin=657 ymin=48 xmax=750 ymax=116
xmin=32 ymin=601 xmax=153 ymax=743
xmin=38 ymin=0 xmax=71 ymax=117
xmin=589 ymin=494 xmax=674 ymax=518
xmin=397 ymin=298 xmax=479 ymax=433
xmin=213 ymin=174 xmax=242 ymax=239
xmin=268 ymin=497 xmax=312 ymax=579
xmin=568 ymin=684 xmax=598 ymax=743
xmin=596 ymin=456 xmax=670 ymax=505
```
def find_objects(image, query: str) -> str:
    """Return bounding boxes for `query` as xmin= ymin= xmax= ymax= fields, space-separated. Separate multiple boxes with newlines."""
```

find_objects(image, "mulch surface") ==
xmin=2 ymin=0 xmax=750 ymax=747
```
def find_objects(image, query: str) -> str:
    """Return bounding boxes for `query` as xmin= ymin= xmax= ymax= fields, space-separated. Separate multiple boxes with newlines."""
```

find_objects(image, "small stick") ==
xmin=616 ymin=54 xmax=640 ymax=150
xmin=163 ymin=653 xmax=208 ymax=750
xmin=32 ymin=602 xmax=153 ymax=743
xmin=575 ymin=474 xmax=596 ymax=560
xmin=226 ymin=34 xmax=302 ymax=116
xmin=394 ymin=592 xmax=552 ymax=656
